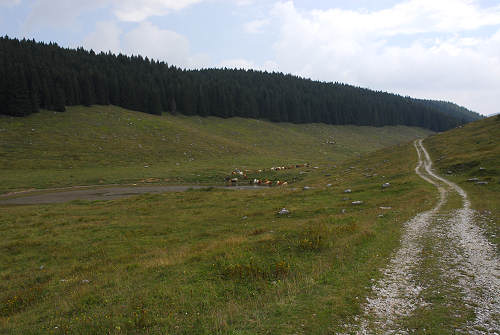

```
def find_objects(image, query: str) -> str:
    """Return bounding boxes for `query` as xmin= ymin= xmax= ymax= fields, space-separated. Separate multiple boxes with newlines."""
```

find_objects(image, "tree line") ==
xmin=0 ymin=36 xmax=481 ymax=131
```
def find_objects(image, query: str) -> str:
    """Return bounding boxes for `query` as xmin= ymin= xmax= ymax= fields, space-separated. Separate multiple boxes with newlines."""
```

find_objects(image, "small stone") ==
xmin=378 ymin=214 xmax=384 ymax=218
xmin=81 ymin=279 xmax=90 ymax=284
xmin=467 ymin=178 xmax=479 ymax=182
xmin=382 ymin=183 xmax=391 ymax=188
xmin=379 ymin=206 xmax=392 ymax=210
xmin=326 ymin=184 xmax=332 ymax=187
xmin=303 ymin=186 xmax=312 ymax=190
xmin=341 ymin=209 xmax=346 ymax=214
xmin=475 ymin=181 xmax=488 ymax=185
xmin=479 ymin=167 xmax=486 ymax=170
xmin=352 ymin=201 xmax=363 ymax=205
xmin=278 ymin=208 xmax=290 ymax=215
xmin=39 ymin=265 xmax=44 ymax=270
xmin=242 ymin=216 xmax=248 ymax=220
xmin=344 ymin=189 xmax=352 ymax=193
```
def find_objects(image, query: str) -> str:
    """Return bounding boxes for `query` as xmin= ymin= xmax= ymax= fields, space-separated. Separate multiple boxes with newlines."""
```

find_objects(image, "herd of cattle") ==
xmin=225 ymin=163 xmax=310 ymax=186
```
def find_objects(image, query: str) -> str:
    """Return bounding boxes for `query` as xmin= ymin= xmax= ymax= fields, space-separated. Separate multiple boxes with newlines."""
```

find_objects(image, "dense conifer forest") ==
xmin=0 ymin=36 xmax=481 ymax=131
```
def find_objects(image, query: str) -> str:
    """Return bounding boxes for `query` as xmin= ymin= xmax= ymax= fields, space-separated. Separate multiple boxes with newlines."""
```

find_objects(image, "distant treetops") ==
xmin=0 ymin=36 xmax=482 ymax=131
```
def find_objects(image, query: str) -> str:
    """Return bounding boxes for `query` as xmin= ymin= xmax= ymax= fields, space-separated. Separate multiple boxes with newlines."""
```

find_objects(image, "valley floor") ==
xmin=343 ymin=140 xmax=499 ymax=334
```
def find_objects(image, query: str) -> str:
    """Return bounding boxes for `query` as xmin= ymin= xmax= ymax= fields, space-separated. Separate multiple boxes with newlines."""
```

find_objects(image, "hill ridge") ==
xmin=0 ymin=36 xmax=481 ymax=131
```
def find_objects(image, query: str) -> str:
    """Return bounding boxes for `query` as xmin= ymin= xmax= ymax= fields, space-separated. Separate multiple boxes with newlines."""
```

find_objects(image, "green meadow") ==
xmin=4 ymin=106 xmax=498 ymax=334
xmin=0 ymin=105 xmax=431 ymax=194
xmin=425 ymin=115 xmax=500 ymax=240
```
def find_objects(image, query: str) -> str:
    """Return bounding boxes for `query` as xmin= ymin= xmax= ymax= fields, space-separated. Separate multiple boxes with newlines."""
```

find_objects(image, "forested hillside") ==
xmin=0 ymin=36 xmax=481 ymax=131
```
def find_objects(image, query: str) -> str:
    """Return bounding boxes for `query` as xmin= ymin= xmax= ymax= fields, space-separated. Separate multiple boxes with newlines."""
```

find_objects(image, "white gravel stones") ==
xmin=278 ymin=208 xmax=290 ymax=215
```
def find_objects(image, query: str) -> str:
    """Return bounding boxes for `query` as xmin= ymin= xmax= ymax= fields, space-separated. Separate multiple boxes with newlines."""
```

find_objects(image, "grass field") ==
xmin=0 ymin=105 xmax=431 ymax=194
xmin=425 ymin=114 xmax=500 ymax=244
xmin=0 ymin=106 xmax=443 ymax=334
xmin=0 ymin=142 xmax=436 ymax=334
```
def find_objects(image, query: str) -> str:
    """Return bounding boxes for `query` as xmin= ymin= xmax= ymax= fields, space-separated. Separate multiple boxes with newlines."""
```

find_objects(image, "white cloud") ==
xmin=83 ymin=21 xmax=122 ymax=54
xmin=233 ymin=0 xmax=255 ymax=6
xmin=23 ymin=0 xmax=204 ymax=28
xmin=267 ymin=0 xmax=500 ymax=115
xmin=113 ymin=0 xmax=203 ymax=22
xmin=24 ymin=0 xmax=107 ymax=29
xmin=244 ymin=18 xmax=270 ymax=33
xmin=123 ymin=21 xmax=191 ymax=66
xmin=0 ymin=0 xmax=20 ymax=6
xmin=219 ymin=58 xmax=257 ymax=69
xmin=218 ymin=58 xmax=278 ymax=72
xmin=82 ymin=20 xmax=206 ymax=68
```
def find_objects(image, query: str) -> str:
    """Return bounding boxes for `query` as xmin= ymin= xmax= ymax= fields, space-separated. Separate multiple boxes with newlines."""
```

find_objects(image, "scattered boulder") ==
xmin=467 ymin=178 xmax=479 ymax=182
xmin=379 ymin=206 xmax=392 ymax=210
xmin=341 ymin=209 xmax=346 ymax=214
xmin=242 ymin=216 xmax=248 ymax=220
xmin=81 ymin=279 xmax=90 ymax=284
xmin=352 ymin=201 xmax=364 ymax=205
xmin=475 ymin=181 xmax=489 ymax=185
xmin=382 ymin=183 xmax=391 ymax=188
xmin=479 ymin=167 xmax=486 ymax=171
xmin=326 ymin=184 xmax=332 ymax=188
xmin=278 ymin=208 xmax=290 ymax=215
xmin=344 ymin=189 xmax=352 ymax=193
xmin=303 ymin=186 xmax=312 ymax=190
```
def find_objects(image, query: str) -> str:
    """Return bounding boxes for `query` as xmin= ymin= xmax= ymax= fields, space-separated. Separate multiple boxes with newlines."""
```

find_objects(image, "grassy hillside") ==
xmin=0 ymin=138 xmax=437 ymax=334
xmin=425 ymin=115 xmax=499 ymax=239
xmin=0 ymin=105 xmax=432 ymax=194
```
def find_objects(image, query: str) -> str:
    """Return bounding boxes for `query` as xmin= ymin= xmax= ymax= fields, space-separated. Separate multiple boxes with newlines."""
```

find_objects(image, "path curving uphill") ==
xmin=344 ymin=139 xmax=500 ymax=334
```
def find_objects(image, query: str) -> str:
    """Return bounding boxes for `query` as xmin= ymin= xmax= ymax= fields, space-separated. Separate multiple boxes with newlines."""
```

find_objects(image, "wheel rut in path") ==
xmin=343 ymin=139 xmax=499 ymax=334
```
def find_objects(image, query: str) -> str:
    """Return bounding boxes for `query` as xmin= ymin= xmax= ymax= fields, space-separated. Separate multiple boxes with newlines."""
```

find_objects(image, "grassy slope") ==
xmin=425 ymin=115 xmax=500 ymax=243
xmin=0 ymin=106 xmax=440 ymax=334
xmin=0 ymin=147 xmax=438 ymax=333
xmin=0 ymin=105 xmax=431 ymax=194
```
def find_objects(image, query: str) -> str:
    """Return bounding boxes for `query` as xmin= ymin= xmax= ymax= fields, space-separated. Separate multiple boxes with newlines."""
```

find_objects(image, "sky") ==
xmin=1 ymin=0 xmax=499 ymax=116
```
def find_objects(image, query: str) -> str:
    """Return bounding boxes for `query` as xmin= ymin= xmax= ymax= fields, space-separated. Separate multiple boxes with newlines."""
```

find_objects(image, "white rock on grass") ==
xmin=279 ymin=208 xmax=290 ymax=215
xmin=382 ymin=183 xmax=391 ymax=188
xmin=352 ymin=201 xmax=364 ymax=205
xmin=344 ymin=189 xmax=352 ymax=193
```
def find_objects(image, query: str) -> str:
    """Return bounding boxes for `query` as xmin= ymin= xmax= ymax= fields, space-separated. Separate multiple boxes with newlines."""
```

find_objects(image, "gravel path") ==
xmin=344 ymin=139 xmax=499 ymax=334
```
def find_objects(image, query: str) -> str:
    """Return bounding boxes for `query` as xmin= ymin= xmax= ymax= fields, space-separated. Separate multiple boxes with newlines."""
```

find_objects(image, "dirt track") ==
xmin=343 ymin=139 xmax=499 ymax=334
xmin=0 ymin=185 xmax=264 ymax=205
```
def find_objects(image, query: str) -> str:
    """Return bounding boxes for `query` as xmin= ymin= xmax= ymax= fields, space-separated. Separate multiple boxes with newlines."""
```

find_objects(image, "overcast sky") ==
xmin=1 ymin=0 xmax=499 ymax=115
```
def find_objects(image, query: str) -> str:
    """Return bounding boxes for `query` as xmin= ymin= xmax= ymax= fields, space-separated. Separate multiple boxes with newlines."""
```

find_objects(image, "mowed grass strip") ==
xmin=0 ymin=142 xmax=436 ymax=334
xmin=0 ymin=105 xmax=431 ymax=194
